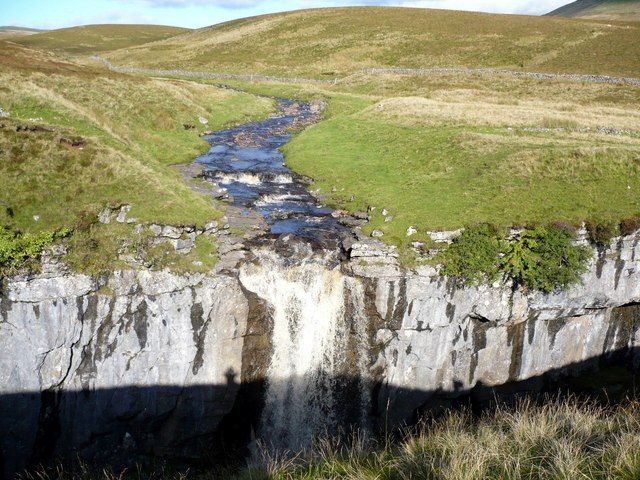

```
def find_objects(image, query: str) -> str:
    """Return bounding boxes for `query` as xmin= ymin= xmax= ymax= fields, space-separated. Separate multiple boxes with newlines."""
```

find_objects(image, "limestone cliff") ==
xmin=1 ymin=231 xmax=639 ymax=477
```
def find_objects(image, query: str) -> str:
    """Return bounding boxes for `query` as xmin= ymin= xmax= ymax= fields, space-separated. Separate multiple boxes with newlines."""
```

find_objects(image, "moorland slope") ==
xmin=8 ymin=7 xmax=640 ymax=262
xmin=547 ymin=0 xmax=640 ymax=21
xmin=0 ymin=41 xmax=273 ymax=272
xmin=15 ymin=24 xmax=189 ymax=55
xmin=106 ymin=7 xmax=640 ymax=78
xmin=0 ymin=26 xmax=44 ymax=39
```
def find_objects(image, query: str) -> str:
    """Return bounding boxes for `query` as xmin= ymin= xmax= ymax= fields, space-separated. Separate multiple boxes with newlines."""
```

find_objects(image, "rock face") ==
xmin=1 ymin=232 xmax=640 ymax=477
xmin=364 ymin=234 xmax=640 ymax=425
xmin=0 ymin=270 xmax=248 ymax=476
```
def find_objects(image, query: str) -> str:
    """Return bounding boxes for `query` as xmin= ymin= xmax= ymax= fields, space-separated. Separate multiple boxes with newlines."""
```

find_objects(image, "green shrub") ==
xmin=500 ymin=226 xmax=590 ymax=293
xmin=440 ymin=224 xmax=590 ymax=292
xmin=439 ymin=224 xmax=502 ymax=284
xmin=585 ymin=219 xmax=619 ymax=246
xmin=0 ymin=227 xmax=68 ymax=273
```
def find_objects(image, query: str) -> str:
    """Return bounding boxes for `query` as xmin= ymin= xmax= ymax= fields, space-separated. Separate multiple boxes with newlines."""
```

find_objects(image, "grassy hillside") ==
xmin=547 ymin=0 xmax=640 ymax=21
xmin=0 ymin=41 xmax=273 ymax=273
xmin=0 ymin=26 xmax=44 ymax=39
xmin=106 ymin=7 xmax=640 ymax=78
xmin=6 ymin=7 xmax=640 ymax=270
xmin=15 ymin=24 xmax=189 ymax=55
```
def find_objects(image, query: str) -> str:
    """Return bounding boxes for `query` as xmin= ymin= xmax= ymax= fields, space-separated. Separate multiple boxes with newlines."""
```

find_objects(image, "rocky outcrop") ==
xmin=363 ymin=232 xmax=640 ymax=425
xmin=1 ymin=231 xmax=639 ymax=477
xmin=0 ymin=269 xmax=248 ymax=476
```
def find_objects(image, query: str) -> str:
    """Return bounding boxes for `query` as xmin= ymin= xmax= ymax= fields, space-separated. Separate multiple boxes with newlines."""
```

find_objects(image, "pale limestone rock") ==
xmin=1 ymin=229 xmax=640 ymax=476
xmin=427 ymin=228 xmax=464 ymax=243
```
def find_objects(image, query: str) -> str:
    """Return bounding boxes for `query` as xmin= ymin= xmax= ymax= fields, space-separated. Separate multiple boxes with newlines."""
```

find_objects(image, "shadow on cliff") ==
xmin=1 ymin=347 xmax=638 ymax=479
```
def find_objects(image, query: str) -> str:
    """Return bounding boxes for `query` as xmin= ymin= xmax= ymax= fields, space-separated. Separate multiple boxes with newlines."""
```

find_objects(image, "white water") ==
xmin=239 ymin=249 xmax=370 ymax=451
xmin=214 ymin=172 xmax=293 ymax=185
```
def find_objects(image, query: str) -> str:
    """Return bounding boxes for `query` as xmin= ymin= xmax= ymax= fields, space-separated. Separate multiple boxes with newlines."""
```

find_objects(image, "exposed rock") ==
xmin=198 ymin=116 xmax=209 ymax=125
xmin=202 ymin=220 xmax=219 ymax=234
xmin=350 ymin=240 xmax=399 ymax=260
xmin=371 ymin=229 xmax=384 ymax=238
xmin=0 ymin=270 xmax=248 ymax=476
xmin=59 ymin=136 xmax=86 ymax=148
xmin=573 ymin=223 xmax=590 ymax=247
xmin=2 ymin=231 xmax=640 ymax=476
xmin=427 ymin=228 xmax=465 ymax=243
xmin=116 ymin=205 xmax=132 ymax=223
xmin=406 ymin=226 xmax=417 ymax=236
xmin=98 ymin=205 xmax=133 ymax=225
xmin=16 ymin=124 xmax=53 ymax=133
xmin=309 ymin=99 xmax=327 ymax=114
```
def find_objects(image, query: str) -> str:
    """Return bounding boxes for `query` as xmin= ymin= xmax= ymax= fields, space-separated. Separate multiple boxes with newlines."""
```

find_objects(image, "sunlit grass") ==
xmin=0 ymin=41 xmax=274 ymax=272
xmin=107 ymin=7 xmax=640 ymax=78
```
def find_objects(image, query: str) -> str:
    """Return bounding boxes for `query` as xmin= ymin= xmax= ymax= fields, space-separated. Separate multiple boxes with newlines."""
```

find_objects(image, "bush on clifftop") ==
xmin=0 ymin=227 xmax=67 ymax=273
xmin=440 ymin=224 xmax=591 ymax=293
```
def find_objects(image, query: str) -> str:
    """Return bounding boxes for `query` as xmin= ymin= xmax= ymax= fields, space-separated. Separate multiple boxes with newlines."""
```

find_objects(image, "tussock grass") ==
xmin=19 ymin=398 xmax=640 ymax=480
xmin=237 ymin=399 xmax=640 ymax=480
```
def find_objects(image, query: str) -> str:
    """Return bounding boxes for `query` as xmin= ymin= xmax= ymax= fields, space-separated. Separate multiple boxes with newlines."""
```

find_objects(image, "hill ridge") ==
xmin=15 ymin=24 xmax=190 ymax=54
xmin=546 ymin=0 xmax=640 ymax=21
xmin=106 ymin=7 xmax=640 ymax=78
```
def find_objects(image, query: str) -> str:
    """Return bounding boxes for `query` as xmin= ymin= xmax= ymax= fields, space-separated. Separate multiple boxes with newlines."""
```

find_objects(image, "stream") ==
xmin=196 ymin=99 xmax=349 ymax=248
xmin=195 ymin=99 xmax=371 ymax=451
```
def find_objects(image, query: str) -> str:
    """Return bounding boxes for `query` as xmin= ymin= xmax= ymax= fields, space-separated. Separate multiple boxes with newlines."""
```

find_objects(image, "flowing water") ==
xmin=239 ymin=249 xmax=371 ymax=451
xmin=196 ymin=99 xmax=348 ymax=247
xmin=197 ymin=100 xmax=371 ymax=451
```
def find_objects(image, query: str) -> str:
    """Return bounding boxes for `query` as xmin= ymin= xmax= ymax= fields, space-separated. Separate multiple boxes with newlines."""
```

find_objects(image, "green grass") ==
xmin=162 ymin=70 xmax=640 ymax=259
xmin=7 ymin=7 xmax=640 ymax=273
xmin=15 ymin=24 xmax=189 ymax=55
xmin=0 ymin=41 xmax=274 ymax=273
xmin=106 ymin=7 xmax=640 ymax=78
xmin=283 ymin=116 xmax=640 ymax=246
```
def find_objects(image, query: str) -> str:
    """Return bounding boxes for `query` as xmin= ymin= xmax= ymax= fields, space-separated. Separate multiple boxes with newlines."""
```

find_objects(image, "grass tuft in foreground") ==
xmin=19 ymin=398 xmax=640 ymax=480
xmin=243 ymin=399 xmax=640 ymax=480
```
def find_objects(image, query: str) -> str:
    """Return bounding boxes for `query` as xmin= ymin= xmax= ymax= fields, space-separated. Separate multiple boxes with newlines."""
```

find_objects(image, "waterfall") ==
xmin=239 ymin=248 xmax=371 ymax=451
